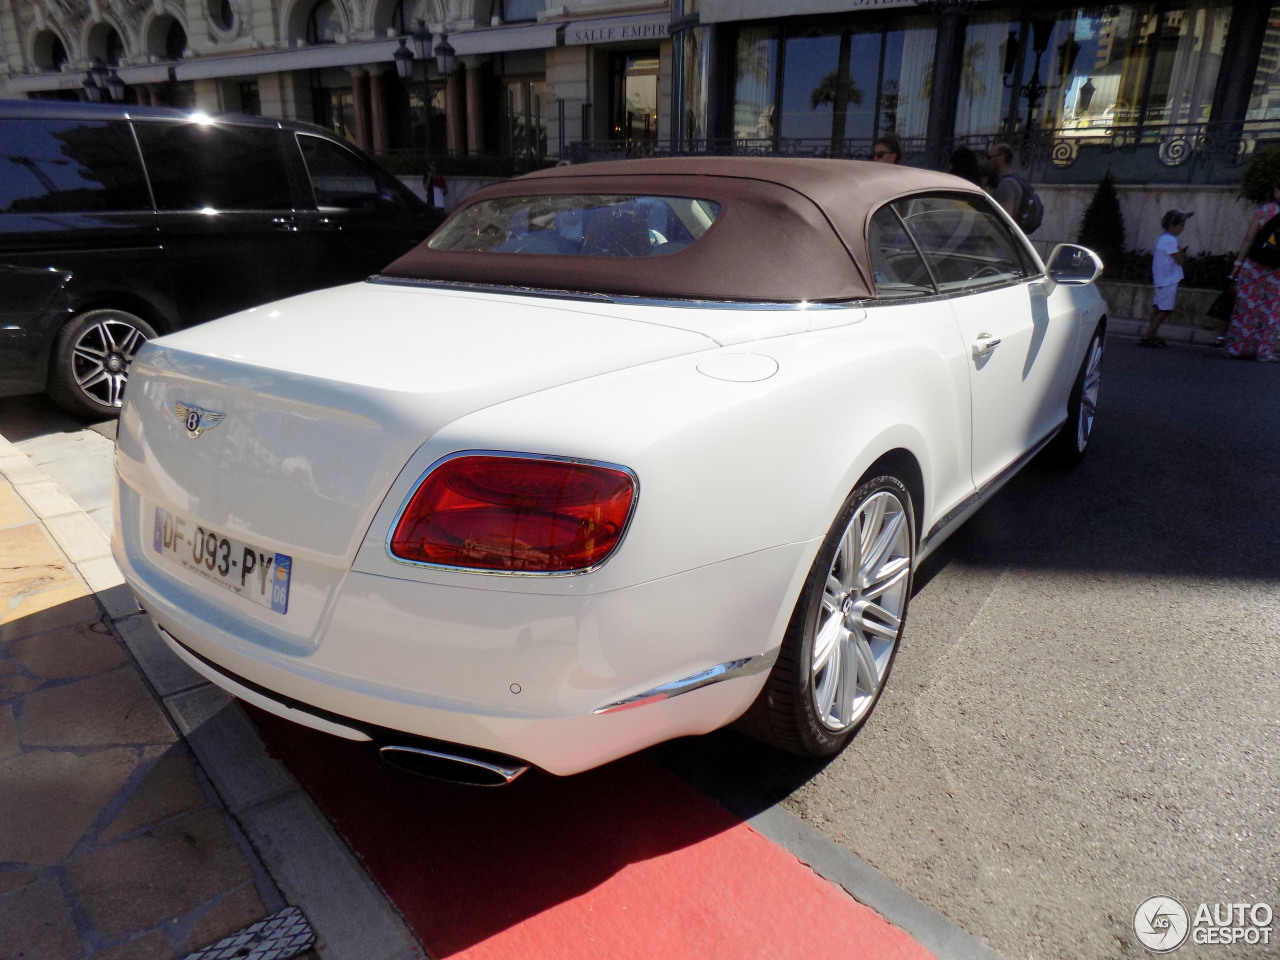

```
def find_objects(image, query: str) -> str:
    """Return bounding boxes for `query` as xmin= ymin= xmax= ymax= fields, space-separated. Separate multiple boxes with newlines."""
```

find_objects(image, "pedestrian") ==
xmin=872 ymin=132 xmax=902 ymax=164
xmin=947 ymin=146 xmax=984 ymax=186
xmin=422 ymin=166 xmax=447 ymax=209
xmin=1140 ymin=209 xmax=1192 ymax=347
xmin=1224 ymin=182 xmax=1280 ymax=362
xmin=986 ymin=143 xmax=1021 ymax=218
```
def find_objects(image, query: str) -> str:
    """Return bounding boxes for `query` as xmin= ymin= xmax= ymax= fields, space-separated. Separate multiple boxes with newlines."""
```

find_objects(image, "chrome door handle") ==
xmin=272 ymin=216 xmax=299 ymax=232
xmin=971 ymin=335 xmax=1002 ymax=357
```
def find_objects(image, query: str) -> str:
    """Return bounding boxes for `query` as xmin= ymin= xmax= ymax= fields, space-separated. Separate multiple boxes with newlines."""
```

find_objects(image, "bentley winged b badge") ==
xmin=172 ymin=401 xmax=225 ymax=439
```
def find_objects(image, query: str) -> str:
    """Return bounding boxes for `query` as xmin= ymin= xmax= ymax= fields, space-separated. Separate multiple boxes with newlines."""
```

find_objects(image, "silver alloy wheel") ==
xmin=810 ymin=490 xmax=911 ymax=732
xmin=1076 ymin=336 xmax=1104 ymax=451
xmin=71 ymin=315 xmax=150 ymax=408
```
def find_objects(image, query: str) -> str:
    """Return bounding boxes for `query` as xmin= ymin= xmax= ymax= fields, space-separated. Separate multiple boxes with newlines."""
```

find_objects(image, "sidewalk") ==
xmin=0 ymin=433 xmax=422 ymax=960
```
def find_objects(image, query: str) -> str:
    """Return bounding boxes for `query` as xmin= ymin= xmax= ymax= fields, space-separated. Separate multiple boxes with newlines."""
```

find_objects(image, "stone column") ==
xmin=350 ymin=68 xmax=371 ymax=152
xmin=368 ymin=66 xmax=389 ymax=156
xmin=462 ymin=56 xmax=488 ymax=156
xmin=446 ymin=67 xmax=466 ymax=156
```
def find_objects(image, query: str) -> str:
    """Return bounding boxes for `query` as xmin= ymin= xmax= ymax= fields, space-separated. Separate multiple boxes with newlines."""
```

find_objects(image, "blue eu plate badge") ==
xmin=271 ymin=554 xmax=291 ymax=615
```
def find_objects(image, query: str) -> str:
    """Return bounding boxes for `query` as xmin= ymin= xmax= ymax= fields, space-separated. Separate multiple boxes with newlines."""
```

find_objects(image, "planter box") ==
xmin=1095 ymin=280 xmax=1225 ymax=329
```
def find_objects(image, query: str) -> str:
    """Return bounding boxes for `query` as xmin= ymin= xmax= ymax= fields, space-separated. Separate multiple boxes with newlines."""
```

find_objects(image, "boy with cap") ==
xmin=1141 ymin=209 xmax=1192 ymax=346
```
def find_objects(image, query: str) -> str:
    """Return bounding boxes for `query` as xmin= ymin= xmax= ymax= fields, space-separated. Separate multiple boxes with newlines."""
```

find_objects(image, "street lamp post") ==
xmin=394 ymin=20 xmax=451 ymax=174
xmin=82 ymin=58 xmax=126 ymax=103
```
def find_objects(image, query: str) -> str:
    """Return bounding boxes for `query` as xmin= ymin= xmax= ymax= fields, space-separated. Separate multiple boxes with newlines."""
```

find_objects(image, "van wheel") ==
xmin=48 ymin=309 xmax=156 ymax=419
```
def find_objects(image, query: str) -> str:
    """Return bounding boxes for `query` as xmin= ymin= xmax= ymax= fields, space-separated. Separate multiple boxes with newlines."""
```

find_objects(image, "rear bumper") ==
xmin=115 ymin=496 xmax=812 ymax=775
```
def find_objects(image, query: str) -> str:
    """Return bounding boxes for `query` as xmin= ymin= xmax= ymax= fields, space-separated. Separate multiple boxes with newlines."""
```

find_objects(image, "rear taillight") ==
xmin=389 ymin=455 xmax=637 ymax=573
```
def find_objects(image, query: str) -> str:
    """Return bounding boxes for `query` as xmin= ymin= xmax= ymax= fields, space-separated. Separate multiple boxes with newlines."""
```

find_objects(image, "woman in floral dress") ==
xmin=1226 ymin=184 xmax=1280 ymax=362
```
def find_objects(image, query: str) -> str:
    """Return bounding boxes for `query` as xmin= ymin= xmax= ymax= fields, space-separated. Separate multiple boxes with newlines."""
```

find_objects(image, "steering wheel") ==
xmin=968 ymin=264 xmax=1003 ymax=281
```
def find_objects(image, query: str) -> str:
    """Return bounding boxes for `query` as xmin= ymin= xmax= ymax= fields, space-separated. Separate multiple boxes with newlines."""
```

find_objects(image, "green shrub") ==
xmin=1238 ymin=146 xmax=1280 ymax=205
xmin=1077 ymin=171 xmax=1125 ymax=274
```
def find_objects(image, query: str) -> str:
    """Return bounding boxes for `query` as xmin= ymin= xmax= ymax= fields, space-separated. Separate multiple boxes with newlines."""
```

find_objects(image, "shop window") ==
xmin=507 ymin=79 xmax=547 ymax=158
xmin=956 ymin=2 xmax=1232 ymax=138
xmin=733 ymin=27 xmax=777 ymax=142
xmin=1247 ymin=3 xmax=1280 ymax=121
xmin=608 ymin=54 xmax=660 ymax=143
xmin=759 ymin=17 xmax=933 ymax=151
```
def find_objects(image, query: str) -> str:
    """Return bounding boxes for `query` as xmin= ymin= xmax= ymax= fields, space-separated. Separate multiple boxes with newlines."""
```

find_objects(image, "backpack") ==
xmin=1001 ymin=172 xmax=1044 ymax=235
xmin=1246 ymin=211 xmax=1280 ymax=268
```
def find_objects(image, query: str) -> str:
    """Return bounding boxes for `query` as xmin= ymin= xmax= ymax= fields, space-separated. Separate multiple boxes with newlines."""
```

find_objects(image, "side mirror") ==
xmin=1046 ymin=243 xmax=1103 ymax=285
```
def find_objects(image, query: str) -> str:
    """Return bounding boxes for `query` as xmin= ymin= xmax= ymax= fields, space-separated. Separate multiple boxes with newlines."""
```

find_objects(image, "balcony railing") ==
xmin=565 ymin=121 xmax=1280 ymax=186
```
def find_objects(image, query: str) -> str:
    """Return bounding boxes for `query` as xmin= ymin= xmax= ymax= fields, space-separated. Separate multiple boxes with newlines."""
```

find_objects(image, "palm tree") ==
xmin=809 ymin=33 xmax=862 ymax=153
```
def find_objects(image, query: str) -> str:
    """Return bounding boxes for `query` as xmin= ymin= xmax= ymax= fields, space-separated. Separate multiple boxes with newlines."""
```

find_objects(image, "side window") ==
xmin=867 ymin=205 xmax=935 ymax=299
xmin=895 ymin=194 xmax=1028 ymax=294
xmin=134 ymin=122 xmax=293 ymax=211
xmin=0 ymin=118 xmax=150 ymax=214
xmin=297 ymin=135 xmax=385 ymax=209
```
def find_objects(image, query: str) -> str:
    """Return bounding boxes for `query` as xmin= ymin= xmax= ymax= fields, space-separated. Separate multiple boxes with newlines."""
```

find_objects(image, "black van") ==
xmin=1 ymin=99 xmax=443 ymax=417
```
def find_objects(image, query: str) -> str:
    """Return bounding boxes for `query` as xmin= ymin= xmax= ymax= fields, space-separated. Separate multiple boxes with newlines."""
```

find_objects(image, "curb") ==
xmin=1106 ymin=315 xmax=1223 ymax=346
xmin=0 ymin=432 xmax=425 ymax=960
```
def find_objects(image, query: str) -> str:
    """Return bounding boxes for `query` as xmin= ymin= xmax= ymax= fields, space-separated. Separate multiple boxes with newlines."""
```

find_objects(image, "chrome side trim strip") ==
xmin=593 ymin=651 xmax=779 ymax=715
xmin=377 ymin=745 xmax=529 ymax=786
xmin=367 ymin=275 xmax=864 ymax=311
xmin=920 ymin=421 xmax=1064 ymax=554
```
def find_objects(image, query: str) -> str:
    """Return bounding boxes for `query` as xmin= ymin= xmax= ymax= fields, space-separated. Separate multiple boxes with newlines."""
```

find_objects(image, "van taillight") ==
xmin=389 ymin=455 xmax=636 ymax=573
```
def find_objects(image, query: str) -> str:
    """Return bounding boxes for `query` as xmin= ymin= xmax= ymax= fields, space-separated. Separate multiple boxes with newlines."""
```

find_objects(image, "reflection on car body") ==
xmin=112 ymin=157 xmax=1108 ymax=783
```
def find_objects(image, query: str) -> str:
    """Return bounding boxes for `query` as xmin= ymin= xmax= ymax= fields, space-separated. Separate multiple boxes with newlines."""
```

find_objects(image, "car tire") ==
xmin=47 ymin=309 xmax=157 ymax=419
xmin=739 ymin=475 xmax=915 ymax=757
xmin=1046 ymin=326 xmax=1104 ymax=466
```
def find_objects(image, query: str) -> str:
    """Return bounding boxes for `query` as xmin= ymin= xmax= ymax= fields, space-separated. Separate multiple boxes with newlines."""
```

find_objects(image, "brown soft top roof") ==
xmin=380 ymin=157 xmax=985 ymax=302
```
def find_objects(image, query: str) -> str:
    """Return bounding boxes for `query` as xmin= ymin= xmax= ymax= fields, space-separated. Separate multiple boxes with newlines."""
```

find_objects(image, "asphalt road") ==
xmin=3 ymin=334 xmax=1277 ymax=960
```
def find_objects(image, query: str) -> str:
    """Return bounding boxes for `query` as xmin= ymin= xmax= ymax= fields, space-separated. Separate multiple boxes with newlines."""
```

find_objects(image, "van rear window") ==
xmin=0 ymin=118 xmax=150 ymax=214
xmin=428 ymin=194 xmax=721 ymax=258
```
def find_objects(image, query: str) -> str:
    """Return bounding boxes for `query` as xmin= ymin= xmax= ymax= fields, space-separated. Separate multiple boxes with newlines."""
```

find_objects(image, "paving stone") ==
xmin=101 ymin=751 xmax=208 ymax=842
xmin=0 ymin=523 xmax=76 ymax=598
xmin=17 ymin=480 xmax=81 ymax=520
xmin=84 ymin=573 xmax=140 ymax=621
xmin=91 ymin=931 xmax=176 ymax=960
xmin=0 ymin=483 xmax=32 ymax=529
xmin=44 ymin=512 xmax=112 ymax=564
xmin=67 ymin=806 xmax=255 ymax=941
xmin=0 ymin=874 xmax=82 ymax=960
xmin=21 ymin=667 xmax=176 ymax=748
xmin=241 ymin=793 xmax=426 ymax=960
xmin=12 ymin=622 xmax=127 ymax=680
xmin=0 ymin=453 xmax=46 ymax=485
xmin=116 ymin=614 xmax=206 ymax=696
xmin=1 ymin=587 xmax=98 ymax=641
xmin=0 ymin=748 xmax=139 ymax=865
xmin=179 ymin=883 xmax=268 ymax=956
xmin=177 ymin=698 xmax=298 ymax=814
xmin=0 ymin=705 xmax=16 ymax=760
xmin=0 ymin=868 xmax=37 ymax=896
xmin=0 ymin=674 xmax=41 ymax=695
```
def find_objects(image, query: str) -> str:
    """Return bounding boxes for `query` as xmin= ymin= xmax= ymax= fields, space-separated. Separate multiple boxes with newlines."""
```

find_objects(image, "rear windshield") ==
xmin=427 ymin=194 xmax=721 ymax=258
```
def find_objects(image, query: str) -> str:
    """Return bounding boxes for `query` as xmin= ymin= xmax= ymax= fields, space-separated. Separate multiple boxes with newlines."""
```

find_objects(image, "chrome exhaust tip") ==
xmin=378 ymin=744 xmax=529 ymax=787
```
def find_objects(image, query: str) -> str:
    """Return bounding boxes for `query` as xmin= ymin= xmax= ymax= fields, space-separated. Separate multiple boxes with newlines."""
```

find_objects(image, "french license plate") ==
xmin=152 ymin=507 xmax=291 ymax=614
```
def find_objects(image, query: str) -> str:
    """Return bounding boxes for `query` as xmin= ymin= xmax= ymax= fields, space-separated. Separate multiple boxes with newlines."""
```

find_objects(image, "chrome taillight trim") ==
xmin=592 ymin=651 xmax=779 ymax=715
xmin=384 ymin=449 xmax=641 ymax=578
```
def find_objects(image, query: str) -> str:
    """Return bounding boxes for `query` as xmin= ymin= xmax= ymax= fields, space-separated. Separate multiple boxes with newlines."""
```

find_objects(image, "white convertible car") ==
xmin=112 ymin=158 xmax=1107 ymax=785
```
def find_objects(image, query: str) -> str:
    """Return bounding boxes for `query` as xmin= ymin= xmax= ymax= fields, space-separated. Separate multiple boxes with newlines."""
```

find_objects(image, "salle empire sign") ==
xmin=567 ymin=19 xmax=670 ymax=45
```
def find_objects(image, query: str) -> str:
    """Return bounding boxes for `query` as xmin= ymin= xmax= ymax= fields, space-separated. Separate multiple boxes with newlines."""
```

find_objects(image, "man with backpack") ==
xmin=986 ymin=142 xmax=1043 ymax=235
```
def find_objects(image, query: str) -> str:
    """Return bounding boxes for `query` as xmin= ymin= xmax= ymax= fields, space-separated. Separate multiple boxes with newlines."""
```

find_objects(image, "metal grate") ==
xmin=182 ymin=905 xmax=315 ymax=960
